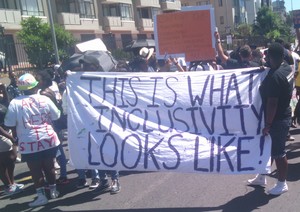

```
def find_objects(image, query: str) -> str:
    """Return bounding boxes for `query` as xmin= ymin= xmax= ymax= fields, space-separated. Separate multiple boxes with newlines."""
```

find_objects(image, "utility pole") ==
xmin=47 ymin=0 xmax=60 ymax=64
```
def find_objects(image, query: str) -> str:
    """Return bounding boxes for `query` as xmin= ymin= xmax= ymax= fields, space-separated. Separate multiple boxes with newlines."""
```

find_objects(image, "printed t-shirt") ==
xmin=4 ymin=94 xmax=61 ymax=154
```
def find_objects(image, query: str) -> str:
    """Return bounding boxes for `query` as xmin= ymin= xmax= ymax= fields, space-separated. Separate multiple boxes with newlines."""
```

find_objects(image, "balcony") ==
xmin=101 ymin=0 xmax=132 ymax=4
xmin=103 ymin=16 xmax=136 ymax=32
xmin=160 ymin=0 xmax=181 ymax=11
xmin=135 ymin=0 xmax=160 ymax=8
xmin=137 ymin=18 xmax=153 ymax=31
xmin=0 ymin=9 xmax=22 ymax=29
xmin=57 ymin=13 xmax=99 ymax=30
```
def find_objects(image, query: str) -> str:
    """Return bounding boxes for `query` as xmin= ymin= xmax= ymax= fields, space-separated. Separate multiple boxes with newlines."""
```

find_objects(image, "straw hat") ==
xmin=139 ymin=47 xmax=154 ymax=60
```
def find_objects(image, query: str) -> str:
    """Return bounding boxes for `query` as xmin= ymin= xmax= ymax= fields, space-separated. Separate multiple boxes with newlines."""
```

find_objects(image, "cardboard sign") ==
xmin=67 ymin=69 xmax=271 ymax=174
xmin=155 ymin=8 xmax=216 ymax=62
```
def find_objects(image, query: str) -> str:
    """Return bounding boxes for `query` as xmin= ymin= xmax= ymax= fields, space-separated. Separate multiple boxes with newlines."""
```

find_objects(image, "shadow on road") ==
xmin=1 ymin=184 xmax=277 ymax=212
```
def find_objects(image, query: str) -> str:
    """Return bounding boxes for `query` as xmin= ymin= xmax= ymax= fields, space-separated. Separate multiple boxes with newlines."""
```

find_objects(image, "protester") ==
xmin=4 ymin=73 xmax=61 ymax=207
xmin=157 ymin=57 xmax=185 ymax=72
xmin=36 ymin=70 xmax=69 ymax=185
xmin=251 ymin=49 xmax=265 ymax=66
xmin=214 ymin=32 xmax=259 ymax=69
xmin=6 ymin=71 xmax=22 ymax=101
xmin=248 ymin=42 xmax=294 ymax=195
xmin=139 ymin=47 xmax=156 ymax=72
xmin=0 ymin=103 xmax=24 ymax=196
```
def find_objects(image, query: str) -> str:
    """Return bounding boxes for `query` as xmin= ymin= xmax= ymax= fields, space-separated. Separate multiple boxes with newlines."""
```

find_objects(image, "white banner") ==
xmin=67 ymin=68 xmax=271 ymax=174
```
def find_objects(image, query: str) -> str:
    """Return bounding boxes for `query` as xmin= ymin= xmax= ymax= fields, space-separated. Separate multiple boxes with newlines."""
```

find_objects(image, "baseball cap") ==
xmin=18 ymin=73 xmax=39 ymax=91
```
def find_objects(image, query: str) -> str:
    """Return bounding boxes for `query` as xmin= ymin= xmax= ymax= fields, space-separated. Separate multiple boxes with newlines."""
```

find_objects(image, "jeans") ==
xmin=77 ymin=169 xmax=99 ymax=180
xmin=98 ymin=170 xmax=119 ymax=182
xmin=57 ymin=144 xmax=67 ymax=178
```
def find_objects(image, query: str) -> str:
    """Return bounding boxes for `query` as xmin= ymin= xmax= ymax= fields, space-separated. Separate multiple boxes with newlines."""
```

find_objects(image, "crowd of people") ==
xmin=1 ymin=34 xmax=300 ymax=207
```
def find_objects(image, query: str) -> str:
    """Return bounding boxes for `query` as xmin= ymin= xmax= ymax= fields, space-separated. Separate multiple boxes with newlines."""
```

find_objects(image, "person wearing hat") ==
xmin=4 ymin=73 xmax=61 ymax=207
xmin=139 ymin=47 xmax=156 ymax=72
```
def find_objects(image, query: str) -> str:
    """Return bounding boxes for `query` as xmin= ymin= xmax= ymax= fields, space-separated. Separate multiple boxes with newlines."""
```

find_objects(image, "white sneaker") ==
xmin=247 ymin=174 xmax=267 ymax=186
xmin=28 ymin=195 xmax=48 ymax=207
xmin=50 ymin=190 xmax=60 ymax=199
xmin=16 ymin=157 xmax=22 ymax=163
xmin=268 ymin=181 xmax=288 ymax=195
xmin=54 ymin=160 xmax=60 ymax=170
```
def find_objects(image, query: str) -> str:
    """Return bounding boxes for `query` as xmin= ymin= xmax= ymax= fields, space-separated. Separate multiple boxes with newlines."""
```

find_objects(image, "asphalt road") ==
xmin=1 ymin=128 xmax=300 ymax=212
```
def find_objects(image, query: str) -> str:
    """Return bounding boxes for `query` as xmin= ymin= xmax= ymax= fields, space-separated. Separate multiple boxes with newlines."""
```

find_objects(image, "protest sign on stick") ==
xmin=154 ymin=6 xmax=216 ymax=62
xmin=67 ymin=69 xmax=271 ymax=175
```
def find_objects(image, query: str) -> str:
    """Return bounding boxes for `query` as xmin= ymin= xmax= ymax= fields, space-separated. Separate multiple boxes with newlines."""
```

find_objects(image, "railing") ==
xmin=0 ymin=9 xmax=22 ymax=24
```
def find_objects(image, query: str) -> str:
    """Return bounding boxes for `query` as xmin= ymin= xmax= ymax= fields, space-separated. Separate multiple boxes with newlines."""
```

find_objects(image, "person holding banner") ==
xmin=4 ymin=73 xmax=61 ymax=207
xmin=248 ymin=42 xmax=294 ymax=195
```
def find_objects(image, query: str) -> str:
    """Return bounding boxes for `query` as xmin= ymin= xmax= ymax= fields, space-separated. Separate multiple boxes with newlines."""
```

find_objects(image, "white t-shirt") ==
xmin=4 ymin=94 xmax=61 ymax=154
xmin=49 ymin=81 xmax=62 ymax=101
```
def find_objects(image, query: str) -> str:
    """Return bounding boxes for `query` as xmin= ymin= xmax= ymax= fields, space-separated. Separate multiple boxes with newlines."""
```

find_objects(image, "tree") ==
xmin=252 ymin=7 xmax=292 ymax=43
xmin=234 ymin=23 xmax=253 ymax=39
xmin=17 ymin=16 xmax=75 ymax=69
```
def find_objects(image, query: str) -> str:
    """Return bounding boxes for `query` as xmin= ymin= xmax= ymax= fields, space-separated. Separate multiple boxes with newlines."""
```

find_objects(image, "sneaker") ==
xmin=110 ymin=180 xmax=121 ymax=194
xmin=28 ymin=195 xmax=48 ymax=207
xmin=14 ymin=183 xmax=25 ymax=189
xmin=16 ymin=157 xmax=22 ymax=163
xmin=93 ymin=180 xmax=110 ymax=193
xmin=76 ymin=179 xmax=88 ymax=189
xmin=287 ymin=136 xmax=295 ymax=141
xmin=247 ymin=174 xmax=267 ymax=187
xmin=50 ymin=190 xmax=60 ymax=199
xmin=4 ymin=184 xmax=23 ymax=196
xmin=56 ymin=177 xmax=69 ymax=185
xmin=54 ymin=161 xmax=60 ymax=170
xmin=268 ymin=181 xmax=288 ymax=195
xmin=89 ymin=178 xmax=100 ymax=189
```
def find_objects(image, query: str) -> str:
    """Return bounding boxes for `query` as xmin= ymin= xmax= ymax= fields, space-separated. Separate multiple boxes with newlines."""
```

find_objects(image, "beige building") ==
xmin=0 ymin=0 xmax=181 ymax=66
xmin=0 ymin=0 xmax=260 ymax=66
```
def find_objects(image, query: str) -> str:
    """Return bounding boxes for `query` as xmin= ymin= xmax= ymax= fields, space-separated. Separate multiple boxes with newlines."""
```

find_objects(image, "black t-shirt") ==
xmin=226 ymin=58 xmax=260 ymax=69
xmin=259 ymin=62 xmax=293 ymax=121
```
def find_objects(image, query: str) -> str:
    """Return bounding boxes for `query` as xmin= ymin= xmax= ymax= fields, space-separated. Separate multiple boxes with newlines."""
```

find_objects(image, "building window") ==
xmin=20 ymin=0 xmax=44 ymax=16
xmin=81 ymin=34 xmax=96 ymax=42
xmin=137 ymin=34 xmax=147 ymax=40
xmin=121 ymin=34 xmax=132 ymax=49
xmin=160 ymin=0 xmax=176 ymax=2
xmin=196 ymin=1 xmax=210 ymax=5
xmin=102 ymin=3 xmax=133 ymax=21
xmin=138 ymin=8 xmax=159 ymax=19
xmin=78 ymin=0 xmax=95 ymax=18
xmin=218 ymin=0 xmax=223 ymax=7
xmin=56 ymin=0 xmax=96 ymax=19
xmin=0 ymin=0 xmax=17 ymax=9
xmin=220 ymin=16 xmax=224 ymax=25
xmin=102 ymin=33 xmax=116 ymax=51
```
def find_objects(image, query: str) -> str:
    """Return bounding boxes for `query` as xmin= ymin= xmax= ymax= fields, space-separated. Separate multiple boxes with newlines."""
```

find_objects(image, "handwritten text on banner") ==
xmin=67 ymin=69 xmax=271 ymax=174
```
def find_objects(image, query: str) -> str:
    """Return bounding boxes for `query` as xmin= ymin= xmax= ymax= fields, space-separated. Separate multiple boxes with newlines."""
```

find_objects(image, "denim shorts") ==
xmin=269 ymin=118 xmax=291 ymax=158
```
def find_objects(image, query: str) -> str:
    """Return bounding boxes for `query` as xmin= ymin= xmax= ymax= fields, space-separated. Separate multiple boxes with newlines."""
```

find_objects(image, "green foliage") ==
xmin=252 ymin=7 xmax=293 ymax=43
xmin=111 ymin=48 xmax=133 ymax=61
xmin=17 ymin=16 xmax=75 ymax=69
xmin=234 ymin=23 xmax=253 ymax=38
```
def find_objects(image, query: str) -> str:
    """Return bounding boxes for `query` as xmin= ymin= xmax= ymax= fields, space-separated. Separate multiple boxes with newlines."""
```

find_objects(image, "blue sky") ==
xmin=285 ymin=0 xmax=300 ymax=12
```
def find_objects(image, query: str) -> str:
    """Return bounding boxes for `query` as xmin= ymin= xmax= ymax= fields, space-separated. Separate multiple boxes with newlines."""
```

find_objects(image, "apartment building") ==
xmin=0 ymin=0 xmax=266 ymax=67
xmin=0 ymin=0 xmax=182 ymax=66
